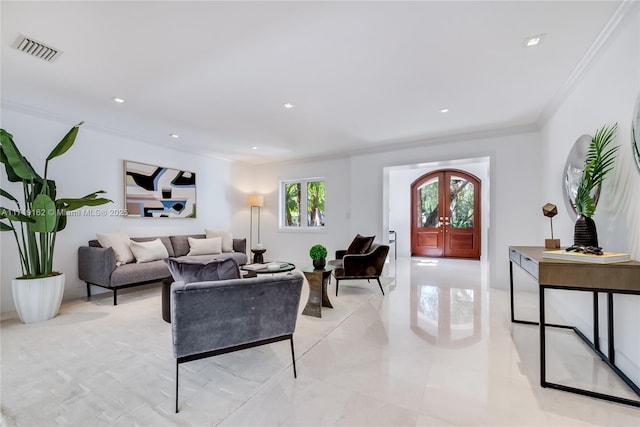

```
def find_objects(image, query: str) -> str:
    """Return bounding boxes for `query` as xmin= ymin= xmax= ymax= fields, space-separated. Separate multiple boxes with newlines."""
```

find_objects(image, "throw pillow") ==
xmin=346 ymin=234 xmax=375 ymax=254
xmin=165 ymin=257 xmax=241 ymax=283
xmin=96 ymin=232 xmax=135 ymax=265
xmin=130 ymin=238 xmax=169 ymax=263
xmin=187 ymin=237 xmax=222 ymax=256
xmin=205 ymin=229 xmax=234 ymax=252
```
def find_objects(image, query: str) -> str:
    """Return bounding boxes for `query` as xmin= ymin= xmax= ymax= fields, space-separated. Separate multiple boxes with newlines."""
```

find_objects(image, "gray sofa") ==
xmin=78 ymin=234 xmax=247 ymax=305
xmin=172 ymin=272 xmax=303 ymax=413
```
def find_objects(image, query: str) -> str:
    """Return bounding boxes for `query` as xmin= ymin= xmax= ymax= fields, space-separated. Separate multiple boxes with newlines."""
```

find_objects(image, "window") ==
xmin=280 ymin=178 xmax=325 ymax=229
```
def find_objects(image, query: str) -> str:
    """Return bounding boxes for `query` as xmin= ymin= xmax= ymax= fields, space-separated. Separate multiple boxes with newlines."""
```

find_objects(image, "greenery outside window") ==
xmin=281 ymin=178 xmax=325 ymax=229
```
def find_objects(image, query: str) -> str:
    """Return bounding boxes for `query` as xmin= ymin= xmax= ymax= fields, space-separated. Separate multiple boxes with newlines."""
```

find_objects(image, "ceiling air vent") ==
xmin=12 ymin=35 xmax=62 ymax=62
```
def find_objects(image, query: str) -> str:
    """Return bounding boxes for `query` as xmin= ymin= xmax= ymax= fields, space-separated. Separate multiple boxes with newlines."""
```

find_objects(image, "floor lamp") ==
xmin=247 ymin=194 xmax=264 ymax=253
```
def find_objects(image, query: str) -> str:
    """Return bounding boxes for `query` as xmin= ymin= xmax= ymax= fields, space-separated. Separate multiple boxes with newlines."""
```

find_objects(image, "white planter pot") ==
xmin=11 ymin=274 xmax=65 ymax=323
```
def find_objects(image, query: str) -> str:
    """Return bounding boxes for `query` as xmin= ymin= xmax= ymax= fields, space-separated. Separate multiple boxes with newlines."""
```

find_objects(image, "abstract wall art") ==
xmin=124 ymin=160 xmax=196 ymax=218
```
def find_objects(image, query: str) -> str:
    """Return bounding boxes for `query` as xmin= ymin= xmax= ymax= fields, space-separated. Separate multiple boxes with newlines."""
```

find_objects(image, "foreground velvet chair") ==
xmin=329 ymin=243 xmax=389 ymax=296
xmin=171 ymin=272 xmax=304 ymax=412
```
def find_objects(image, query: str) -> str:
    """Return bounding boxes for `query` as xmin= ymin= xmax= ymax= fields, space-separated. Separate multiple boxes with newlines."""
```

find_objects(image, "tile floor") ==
xmin=1 ymin=257 xmax=639 ymax=426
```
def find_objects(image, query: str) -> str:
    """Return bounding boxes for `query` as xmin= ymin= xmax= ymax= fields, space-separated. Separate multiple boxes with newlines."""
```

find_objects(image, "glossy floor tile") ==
xmin=1 ymin=257 xmax=639 ymax=426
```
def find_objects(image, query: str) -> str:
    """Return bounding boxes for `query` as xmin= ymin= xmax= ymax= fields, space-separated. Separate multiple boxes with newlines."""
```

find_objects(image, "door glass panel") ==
xmin=418 ymin=177 xmax=439 ymax=227
xmin=449 ymin=176 xmax=474 ymax=228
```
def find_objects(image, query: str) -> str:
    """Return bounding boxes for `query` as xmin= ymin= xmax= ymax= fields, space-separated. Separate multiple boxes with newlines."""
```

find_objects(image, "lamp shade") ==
xmin=247 ymin=194 xmax=264 ymax=208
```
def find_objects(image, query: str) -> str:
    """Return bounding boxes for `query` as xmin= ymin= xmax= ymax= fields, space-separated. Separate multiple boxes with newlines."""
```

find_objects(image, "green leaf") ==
xmin=56 ymin=211 xmax=67 ymax=232
xmin=0 ymin=220 xmax=14 ymax=231
xmin=0 ymin=130 xmax=39 ymax=181
xmin=0 ymin=188 xmax=19 ymax=203
xmin=46 ymin=122 xmax=83 ymax=162
xmin=29 ymin=194 xmax=57 ymax=233
xmin=0 ymin=207 xmax=34 ymax=223
xmin=57 ymin=191 xmax=112 ymax=211
xmin=574 ymin=123 xmax=619 ymax=217
xmin=34 ymin=178 xmax=57 ymax=199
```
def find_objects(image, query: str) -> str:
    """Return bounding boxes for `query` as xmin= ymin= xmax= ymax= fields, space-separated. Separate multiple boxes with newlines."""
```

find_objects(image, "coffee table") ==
xmin=241 ymin=262 xmax=295 ymax=277
xmin=301 ymin=265 xmax=334 ymax=318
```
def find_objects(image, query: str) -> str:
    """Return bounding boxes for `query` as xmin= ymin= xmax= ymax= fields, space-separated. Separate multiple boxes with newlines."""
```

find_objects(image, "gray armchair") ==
xmin=329 ymin=244 xmax=389 ymax=296
xmin=171 ymin=272 xmax=304 ymax=412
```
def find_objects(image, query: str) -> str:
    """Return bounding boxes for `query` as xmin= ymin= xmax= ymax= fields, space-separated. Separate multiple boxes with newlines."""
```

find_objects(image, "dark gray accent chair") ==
xmin=171 ymin=272 xmax=304 ymax=413
xmin=329 ymin=244 xmax=389 ymax=296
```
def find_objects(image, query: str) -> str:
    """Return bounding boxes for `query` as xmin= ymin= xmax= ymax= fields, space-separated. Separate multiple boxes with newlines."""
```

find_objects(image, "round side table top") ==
xmin=301 ymin=265 xmax=334 ymax=274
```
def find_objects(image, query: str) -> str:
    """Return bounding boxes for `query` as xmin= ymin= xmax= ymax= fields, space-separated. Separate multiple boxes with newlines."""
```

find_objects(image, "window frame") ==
xmin=279 ymin=177 xmax=326 ymax=231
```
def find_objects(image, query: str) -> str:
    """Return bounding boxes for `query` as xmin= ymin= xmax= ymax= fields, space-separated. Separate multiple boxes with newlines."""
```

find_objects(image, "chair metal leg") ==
xmin=290 ymin=337 xmax=297 ymax=378
xmin=335 ymin=279 xmax=340 ymax=296
xmin=175 ymin=359 xmax=179 ymax=413
xmin=376 ymin=278 xmax=385 ymax=296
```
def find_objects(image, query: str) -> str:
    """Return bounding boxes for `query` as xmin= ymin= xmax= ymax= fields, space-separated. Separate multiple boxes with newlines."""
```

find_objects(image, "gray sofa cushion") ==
xmin=170 ymin=234 xmax=206 ymax=257
xmin=178 ymin=252 xmax=247 ymax=266
xmin=165 ymin=257 xmax=240 ymax=283
xmin=89 ymin=236 xmax=176 ymax=258
xmin=110 ymin=260 xmax=170 ymax=286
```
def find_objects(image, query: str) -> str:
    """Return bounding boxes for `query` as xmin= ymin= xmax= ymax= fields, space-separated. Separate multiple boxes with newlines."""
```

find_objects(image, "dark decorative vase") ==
xmin=574 ymin=215 xmax=599 ymax=247
xmin=313 ymin=258 xmax=326 ymax=270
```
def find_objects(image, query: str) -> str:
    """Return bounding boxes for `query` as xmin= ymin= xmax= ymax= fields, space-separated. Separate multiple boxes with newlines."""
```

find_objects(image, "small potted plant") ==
xmin=309 ymin=244 xmax=328 ymax=270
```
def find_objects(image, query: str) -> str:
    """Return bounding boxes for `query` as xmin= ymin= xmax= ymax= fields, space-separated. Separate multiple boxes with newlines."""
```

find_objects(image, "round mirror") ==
xmin=563 ymin=134 xmax=600 ymax=219
xmin=632 ymin=93 xmax=640 ymax=173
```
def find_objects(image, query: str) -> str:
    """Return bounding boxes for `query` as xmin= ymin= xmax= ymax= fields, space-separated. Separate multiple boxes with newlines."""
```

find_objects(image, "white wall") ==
xmin=350 ymin=132 xmax=541 ymax=289
xmin=540 ymin=5 xmax=640 ymax=384
xmin=1 ymin=109 xmax=241 ymax=315
xmin=252 ymin=131 xmax=541 ymax=290
xmin=249 ymin=157 xmax=352 ymax=267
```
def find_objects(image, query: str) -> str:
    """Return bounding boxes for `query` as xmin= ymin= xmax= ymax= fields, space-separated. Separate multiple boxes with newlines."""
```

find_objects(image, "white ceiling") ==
xmin=0 ymin=1 xmax=624 ymax=164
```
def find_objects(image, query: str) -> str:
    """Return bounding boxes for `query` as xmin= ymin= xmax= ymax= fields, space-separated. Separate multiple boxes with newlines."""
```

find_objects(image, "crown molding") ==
xmin=536 ymin=0 xmax=638 ymax=128
xmin=256 ymin=121 xmax=540 ymax=168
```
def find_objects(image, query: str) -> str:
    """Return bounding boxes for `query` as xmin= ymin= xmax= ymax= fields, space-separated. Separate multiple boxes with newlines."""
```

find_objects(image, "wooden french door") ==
xmin=411 ymin=169 xmax=481 ymax=259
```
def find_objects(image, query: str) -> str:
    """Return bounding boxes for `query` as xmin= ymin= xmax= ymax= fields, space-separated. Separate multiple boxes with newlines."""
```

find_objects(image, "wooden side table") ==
xmin=301 ymin=265 xmax=334 ymax=318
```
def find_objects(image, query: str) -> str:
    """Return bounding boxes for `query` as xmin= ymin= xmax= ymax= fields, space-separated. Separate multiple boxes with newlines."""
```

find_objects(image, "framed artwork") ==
xmin=124 ymin=160 xmax=196 ymax=218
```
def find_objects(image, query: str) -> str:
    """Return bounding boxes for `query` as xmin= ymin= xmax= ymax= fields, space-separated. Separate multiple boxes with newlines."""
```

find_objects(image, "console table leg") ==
xmin=539 ymin=286 xmax=547 ymax=388
xmin=509 ymin=261 xmax=514 ymax=322
xmin=608 ymin=292 xmax=615 ymax=364
xmin=593 ymin=291 xmax=599 ymax=352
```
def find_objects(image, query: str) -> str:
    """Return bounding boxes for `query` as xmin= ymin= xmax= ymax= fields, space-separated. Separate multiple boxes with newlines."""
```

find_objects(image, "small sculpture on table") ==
xmin=542 ymin=203 xmax=560 ymax=249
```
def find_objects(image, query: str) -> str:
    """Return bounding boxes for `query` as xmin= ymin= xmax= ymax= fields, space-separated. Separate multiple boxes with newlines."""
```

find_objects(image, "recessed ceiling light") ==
xmin=169 ymin=133 xmax=179 ymax=139
xmin=251 ymin=146 xmax=258 ymax=150
xmin=112 ymin=97 xmax=126 ymax=103
xmin=283 ymin=102 xmax=295 ymax=109
xmin=524 ymin=34 xmax=545 ymax=48
xmin=439 ymin=108 xmax=449 ymax=113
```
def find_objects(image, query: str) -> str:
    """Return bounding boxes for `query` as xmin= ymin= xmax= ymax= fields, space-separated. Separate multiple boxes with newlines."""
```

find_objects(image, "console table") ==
xmin=508 ymin=246 xmax=640 ymax=407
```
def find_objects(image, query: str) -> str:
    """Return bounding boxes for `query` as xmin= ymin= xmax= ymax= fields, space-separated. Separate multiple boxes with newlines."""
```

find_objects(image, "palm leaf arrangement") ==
xmin=573 ymin=124 xmax=619 ymax=218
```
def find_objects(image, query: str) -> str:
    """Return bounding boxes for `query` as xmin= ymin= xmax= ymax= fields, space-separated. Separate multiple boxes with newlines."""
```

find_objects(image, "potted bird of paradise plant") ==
xmin=0 ymin=122 xmax=111 ymax=323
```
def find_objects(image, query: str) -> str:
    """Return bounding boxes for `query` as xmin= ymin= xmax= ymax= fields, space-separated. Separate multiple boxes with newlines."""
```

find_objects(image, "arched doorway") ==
xmin=411 ymin=169 xmax=481 ymax=259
